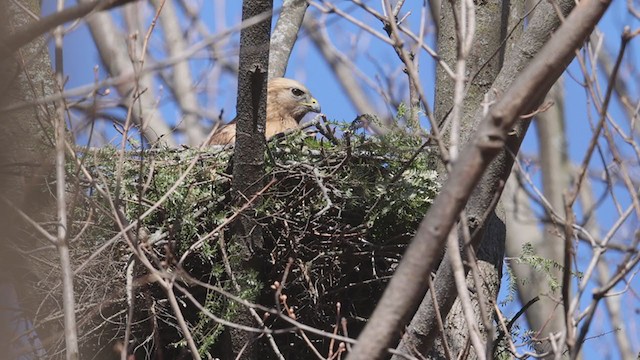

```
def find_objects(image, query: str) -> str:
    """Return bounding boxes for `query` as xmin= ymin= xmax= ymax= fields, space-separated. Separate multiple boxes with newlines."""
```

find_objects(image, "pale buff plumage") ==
xmin=206 ymin=78 xmax=321 ymax=145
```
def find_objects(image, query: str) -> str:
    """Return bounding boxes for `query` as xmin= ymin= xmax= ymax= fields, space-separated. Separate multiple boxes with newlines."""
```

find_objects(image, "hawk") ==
xmin=206 ymin=77 xmax=321 ymax=145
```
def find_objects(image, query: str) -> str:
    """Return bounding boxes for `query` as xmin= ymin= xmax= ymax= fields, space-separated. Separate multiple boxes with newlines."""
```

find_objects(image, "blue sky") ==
xmin=41 ymin=0 xmax=639 ymax=358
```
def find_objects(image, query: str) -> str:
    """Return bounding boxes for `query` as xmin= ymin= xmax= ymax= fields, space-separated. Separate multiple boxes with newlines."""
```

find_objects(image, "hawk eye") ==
xmin=291 ymin=88 xmax=304 ymax=97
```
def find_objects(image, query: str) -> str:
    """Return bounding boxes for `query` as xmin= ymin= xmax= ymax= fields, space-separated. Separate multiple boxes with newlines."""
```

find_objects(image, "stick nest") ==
xmin=27 ymin=124 xmax=440 ymax=358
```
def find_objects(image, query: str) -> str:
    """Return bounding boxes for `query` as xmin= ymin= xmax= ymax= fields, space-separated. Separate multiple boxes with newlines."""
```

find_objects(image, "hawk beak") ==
xmin=302 ymin=97 xmax=321 ymax=113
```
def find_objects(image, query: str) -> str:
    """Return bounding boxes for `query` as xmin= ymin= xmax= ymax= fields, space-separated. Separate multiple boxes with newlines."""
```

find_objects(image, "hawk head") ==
xmin=267 ymin=77 xmax=321 ymax=123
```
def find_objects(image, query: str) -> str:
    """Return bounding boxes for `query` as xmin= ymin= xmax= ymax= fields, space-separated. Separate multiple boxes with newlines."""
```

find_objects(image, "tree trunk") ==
xmin=0 ymin=0 xmax=56 ymax=357
xmin=226 ymin=0 xmax=273 ymax=358
xmin=394 ymin=0 xmax=515 ymax=357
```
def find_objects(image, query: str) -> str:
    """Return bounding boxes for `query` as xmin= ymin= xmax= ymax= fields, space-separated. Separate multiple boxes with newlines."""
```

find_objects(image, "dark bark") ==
xmin=227 ymin=0 xmax=273 ymax=358
xmin=233 ymin=0 xmax=273 ymax=260
xmin=347 ymin=1 xmax=611 ymax=359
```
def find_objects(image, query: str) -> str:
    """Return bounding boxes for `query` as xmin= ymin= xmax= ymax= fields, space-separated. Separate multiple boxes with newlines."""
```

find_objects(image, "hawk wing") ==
xmin=207 ymin=120 xmax=236 ymax=146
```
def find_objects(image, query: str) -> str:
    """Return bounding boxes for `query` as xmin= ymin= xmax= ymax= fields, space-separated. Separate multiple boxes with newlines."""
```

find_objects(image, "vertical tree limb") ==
xmin=53 ymin=1 xmax=79 ymax=357
xmin=229 ymin=0 xmax=273 ymax=357
xmin=515 ymin=82 xmax=569 ymax=358
xmin=233 ymin=0 xmax=273 ymax=257
xmin=269 ymin=0 xmax=308 ymax=79
xmin=578 ymin=180 xmax=635 ymax=360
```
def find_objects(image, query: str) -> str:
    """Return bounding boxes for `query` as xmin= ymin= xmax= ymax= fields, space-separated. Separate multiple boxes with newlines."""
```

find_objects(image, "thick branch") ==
xmin=0 ymin=0 xmax=137 ymax=58
xmin=347 ymin=1 xmax=611 ymax=359
xmin=268 ymin=0 xmax=308 ymax=78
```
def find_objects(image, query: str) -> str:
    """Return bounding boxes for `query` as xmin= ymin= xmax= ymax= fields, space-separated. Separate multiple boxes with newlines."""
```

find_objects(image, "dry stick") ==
xmin=114 ymin=0 xmax=166 ymax=204
xmin=104 ymin=186 xmax=203 ymax=360
xmin=51 ymin=3 xmax=80 ymax=357
xmin=83 ymin=1 xmax=174 ymax=146
xmin=585 ymin=58 xmax=640 ymax=218
xmin=573 ymin=251 xmax=640 ymax=360
xmin=561 ymin=192 xmax=577 ymax=355
xmin=380 ymin=0 xmax=421 ymax=129
xmin=462 ymin=229 xmax=496 ymax=360
xmin=567 ymin=29 xmax=635 ymax=218
xmin=378 ymin=0 xmax=449 ymax=162
xmin=491 ymin=295 xmax=541 ymax=356
xmin=448 ymin=0 xmax=475 ymax=159
xmin=492 ymin=304 xmax=519 ymax=357
xmin=341 ymin=318 xmax=351 ymax=352
xmin=173 ymin=282 xmax=292 ymax=335
xmin=570 ymin=189 xmax=640 ymax=355
xmin=116 ymin=6 xmax=165 ymax=357
xmin=410 ymin=1 xmax=429 ymax=94
xmin=348 ymin=0 xmax=450 ymax=137
xmin=161 ymin=278 xmax=202 ymax=359
xmin=349 ymin=0 xmax=455 ymax=79
xmin=510 ymin=155 xmax=634 ymax=262
xmin=122 ymin=258 xmax=135 ymax=360
xmin=578 ymin=182 xmax=635 ymax=360
xmin=346 ymin=1 xmax=611 ymax=359
xmin=328 ymin=302 xmax=341 ymax=358
xmin=72 ymin=157 xmax=275 ymax=355
xmin=177 ymin=179 xmax=278 ymax=265
xmin=1 ymin=197 xmax=56 ymax=244
xmin=594 ymin=33 xmax=640 ymax=135
xmin=71 ymin=145 xmax=202 ymax=275
xmin=180 ymin=273 xmax=420 ymax=360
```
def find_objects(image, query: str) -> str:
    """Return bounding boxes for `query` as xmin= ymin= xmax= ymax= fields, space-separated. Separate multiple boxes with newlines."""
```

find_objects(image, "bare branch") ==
xmin=78 ymin=0 xmax=175 ymax=146
xmin=302 ymin=17 xmax=382 ymax=130
xmin=151 ymin=0 xmax=206 ymax=145
xmin=0 ymin=0 xmax=138 ymax=58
